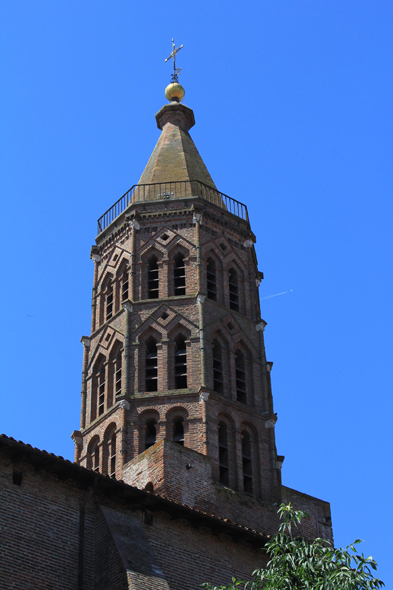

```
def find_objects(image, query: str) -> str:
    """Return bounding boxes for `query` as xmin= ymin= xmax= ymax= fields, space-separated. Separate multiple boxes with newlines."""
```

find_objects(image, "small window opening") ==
xmin=121 ymin=270 xmax=129 ymax=302
xmin=174 ymin=335 xmax=187 ymax=389
xmin=115 ymin=352 xmax=122 ymax=396
xmin=109 ymin=433 xmax=116 ymax=478
xmin=145 ymin=337 xmax=158 ymax=392
xmin=161 ymin=311 xmax=169 ymax=321
xmin=220 ymin=243 xmax=227 ymax=252
xmin=145 ymin=419 xmax=157 ymax=450
xmin=242 ymin=431 xmax=253 ymax=496
xmin=218 ymin=422 xmax=229 ymax=485
xmin=12 ymin=469 xmax=23 ymax=486
xmin=93 ymin=445 xmax=100 ymax=473
xmin=173 ymin=417 xmax=184 ymax=445
xmin=207 ymin=258 xmax=217 ymax=301
xmin=106 ymin=283 xmax=114 ymax=320
xmin=174 ymin=253 xmax=186 ymax=296
xmin=105 ymin=333 xmax=111 ymax=342
xmin=235 ymin=351 xmax=247 ymax=404
xmin=148 ymin=256 xmax=159 ymax=299
xmin=227 ymin=322 xmax=234 ymax=331
xmin=144 ymin=482 xmax=154 ymax=492
xmin=113 ymin=254 xmax=119 ymax=262
xmin=98 ymin=365 xmax=106 ymax=415
xmin=213 ymin=340 xmax=224 ymax=394
xmin=161 ymin=233 xmax=169 ymax=242
xmin=229 ymin=268 xmax=239 ymax=312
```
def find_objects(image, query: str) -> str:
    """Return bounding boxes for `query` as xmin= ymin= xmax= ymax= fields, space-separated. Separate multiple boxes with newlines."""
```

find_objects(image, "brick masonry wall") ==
xmin=0 ymin=447 xmax=269 ymax=590
xmin=122 ymin=440 xmax=332 ymax=543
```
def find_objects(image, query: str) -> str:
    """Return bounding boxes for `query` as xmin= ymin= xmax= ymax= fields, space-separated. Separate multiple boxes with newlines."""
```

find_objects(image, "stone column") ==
xmin=80 ymin=336 xmax=91 ymax=429
xmin=199 ymin=390 xmax=209 ymax=455
xmin=90 ymin=253 xmax=101 ymax=332
xmin=119 ymin=400 xmax=130 ymax=468
xmin=122 ymin=301 xmax=133 ymax=397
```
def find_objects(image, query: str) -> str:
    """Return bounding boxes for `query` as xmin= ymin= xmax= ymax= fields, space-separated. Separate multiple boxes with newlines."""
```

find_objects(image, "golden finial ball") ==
xmin=165 ymin=82 xmax=185 ymax=102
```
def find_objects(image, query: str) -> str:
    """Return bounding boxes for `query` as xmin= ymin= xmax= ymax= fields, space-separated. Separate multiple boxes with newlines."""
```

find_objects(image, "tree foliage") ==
xmin=202 ymin=503 xmax=384 ymax=590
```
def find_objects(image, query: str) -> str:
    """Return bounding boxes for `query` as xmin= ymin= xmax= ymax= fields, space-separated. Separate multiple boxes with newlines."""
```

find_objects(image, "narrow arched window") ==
xmin=121 ymin=269 xmax=129 ymax=302
xmin=106 ymin=283 xmax=114 ymax=320
xmin=114 ymin=351 xmax=122 ymax=396
xmin=98 ymin=365 xmax=106 ymax=415
xmin=174 ymin=253 xmax=186 ymax=295
xmin=213 ymin=340 xmax=223 ymax=394
xmin=229 ymin=268 xmax=239 ymax=311
xmin=174 ymin=335 xmax=187 ymax=389
xmin=93 ymin=444 xmax=100 ymax=473
xmin=235 ymin=350 xmax=247 ymax=403
xmin=173 ymin=417 xmax=184 ymax=445
xmin=242 ymin=431 xmax=253 ymax=496
xmin=148 ymin=255 xmax=159 ymax=299
xmin=145 ymin=337 xmax=158 ymax=392
xmin=109 ymin=433 xmax=116 ymax=478
xmin=207 ymin=258 xmax=217 ymax=301
xmin=145 ymin=419 xmax=157 ymax=450
xmin=218 ymin=422 xmax=229 ymax=485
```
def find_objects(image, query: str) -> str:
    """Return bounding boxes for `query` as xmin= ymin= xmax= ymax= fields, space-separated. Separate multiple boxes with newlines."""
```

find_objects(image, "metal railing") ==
xmin=97 ymin=180 xmax=249 ymax=234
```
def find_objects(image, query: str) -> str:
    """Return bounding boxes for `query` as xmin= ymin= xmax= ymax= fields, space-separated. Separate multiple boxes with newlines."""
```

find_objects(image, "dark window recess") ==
xmin=229 ymin=268 xmax=239 ymax=311
xmin=220 ymin=243 xmax=227 ymax=252
xmin=174 ymin=335 xmax=187 ymax=389
xmin=242 ymin=431 xmax=253 ymax=496
xmin=145 ymin=420 xmax=157 ymax=450
xmin=218 ymin=422 xmax=229 ymax=485
xmin=145 ymin=337 xmax=158 ymax=392
xmin=174 ymin=253 xmax=186 ymax=295
xmin=12 ymin=469 xmax=23 ymax=486
xmin=161 ymin=233 xmax=169 ymax=242
xmin=115 ymin=353 xmax=122 ymax=395
xmin=161 ymin=311 xmax=169 ymax=321
xmin=227 ymin=322 xmax=234 ymax=331
xmin=173 ymin=417 xmax=184 ymax=445
xmin=207 ymin=258 xmax=217 ymax=301
xmin=213 ymin=340 xmax=224 ymax=394
xmin=109 ymin=434 xmax=116 ymax=478
xmin=235 ymin=351 xmax=247 ymax=404
xmin=148 ymin=256 xmax=159 ymax=299
xmin=93 ymin=446 xmax=100 ymax=473
xmin=98 ymin=366 xmax=106 ymax=415
xmin=121 ymin=270 xmax=129 ymax=301
xmin=106 ymin=284 xmax=114 ymax=319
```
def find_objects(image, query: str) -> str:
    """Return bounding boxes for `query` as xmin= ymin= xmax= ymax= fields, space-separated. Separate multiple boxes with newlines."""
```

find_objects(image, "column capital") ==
xmin=243 ymin=239 xmax=254 ymax=248
xmin=256 ymin=320 xmax=267 ymax=332
xmin=197 ymin=294 xmax=206 ymax=305
xmin=199 ymin=391 xmax=210 ymax=403
xmin=71 ymin=430 xmax=83 ymax=446
xmin=193 ymin=212 xmax=203 ymax=225
xmin=118 ymin=400 xmax=130 ymax=411
xmin=122 ymin=301 xmax=133 ymax=312
xmin=129 ymin=219 xmax=140 ymax=230
xmin=80 ymin=336 xmax=91 ymax=348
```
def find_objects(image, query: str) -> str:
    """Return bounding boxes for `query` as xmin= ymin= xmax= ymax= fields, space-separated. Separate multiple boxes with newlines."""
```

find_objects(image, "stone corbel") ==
xmin=266 ymin=361 xmax=273 ymax=372
xmin=129 ymin=219 xmax=140 ymax=230
xmin=118 ymin=400 xmax=130 ymax=411
xmin=91 ymin=254 xmax=101 ymax=263
xmin=80 ymin=336 xmax=91 ymax=348
xmin=243 ymin=239 xmax=254 ymax=248
xmin=256 ymin=320 xmax=267 ymax=332
xmin=265 ymin=414 xmax=277 ymax=428
xmin=197 ymin=294 xmax=206 ymax=305
xmin=193 ymin=212 xmax=203 ymax=225
xmin=71 ymin=430 xmax=83 ymax=446
xmin=122 ymin=302 xmax=133 ymax=312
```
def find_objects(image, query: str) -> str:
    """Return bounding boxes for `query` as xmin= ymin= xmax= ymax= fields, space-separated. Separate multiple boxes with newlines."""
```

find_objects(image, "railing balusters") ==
xmin=97 ymin=180 xmax=249 ymax=233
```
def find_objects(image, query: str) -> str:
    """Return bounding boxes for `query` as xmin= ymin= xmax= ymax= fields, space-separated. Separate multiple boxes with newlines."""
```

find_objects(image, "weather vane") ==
xmin=165 ymin=38 xmax=183 ymax=83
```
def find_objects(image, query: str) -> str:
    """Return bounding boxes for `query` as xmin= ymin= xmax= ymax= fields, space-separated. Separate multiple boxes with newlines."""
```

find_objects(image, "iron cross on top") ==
xmin=165 ymin=38 xmax=183 ymax=83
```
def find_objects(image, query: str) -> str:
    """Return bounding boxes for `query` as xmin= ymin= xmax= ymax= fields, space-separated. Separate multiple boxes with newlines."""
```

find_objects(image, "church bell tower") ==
xmin=72 ymin=70 xmax=285 ymax=527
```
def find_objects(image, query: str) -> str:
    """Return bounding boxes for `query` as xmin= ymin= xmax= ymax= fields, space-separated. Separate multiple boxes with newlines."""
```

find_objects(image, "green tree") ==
xmin=202 ymin=504 xmax=384 ymax=590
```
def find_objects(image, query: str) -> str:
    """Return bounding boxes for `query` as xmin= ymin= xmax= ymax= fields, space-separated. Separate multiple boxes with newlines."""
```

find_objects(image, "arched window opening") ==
xmin=98 ymin=365 xmax=106 ymax=416
xmin=213 ymin=340 xmax=224 ymax=394
xmin=174 ymin=253 xmax=186 ymax=296
xmin=115 ymin=351 xmax=122 ymax=396
xmin=121 ymin=269 xmax=129 ymax=302
xmin=93 ymin=444 xmax=100 ymax=473
xmin=174 ymin=335 xmax=187 ymax=389
xmin=173 ymin=417 xmax=184 ymax=445
xmin=242 ymin=431 xmax=253 ymax=496
xmin=235 ymin=351 xmax=247 ymax=404
xmin=207 ymin=258 xmax=217 ymax=301
xmin=106 ymin=283 xmax=114 ymax=320
xmin=109 ymin=433 xmax=116 ymax=478
xmin=228 ymin=268 xmax=239 ymax=311
xmin=218 ymin=422 xmax=229 ymax=485
xmin=145 ymin=419 xmax=157 ymax=450
xmin=145 ymin=337 xmax=158 ymax=392
xmin=148 ymin=255 xmax=159 ymax=299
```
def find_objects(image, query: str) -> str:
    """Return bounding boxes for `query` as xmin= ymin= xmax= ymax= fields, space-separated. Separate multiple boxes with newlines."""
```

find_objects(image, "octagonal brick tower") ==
xmin=72 ymin=87 xmax=297 ymax=535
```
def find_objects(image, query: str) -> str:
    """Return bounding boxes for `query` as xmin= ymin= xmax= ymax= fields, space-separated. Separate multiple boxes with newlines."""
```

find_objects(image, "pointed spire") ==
xmin=137 ymin=86 xmax=217 ymax=191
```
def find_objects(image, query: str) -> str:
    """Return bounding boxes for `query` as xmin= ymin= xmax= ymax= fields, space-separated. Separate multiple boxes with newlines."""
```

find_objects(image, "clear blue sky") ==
xmin=1 ymin=1 xmax=392 ymax=585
